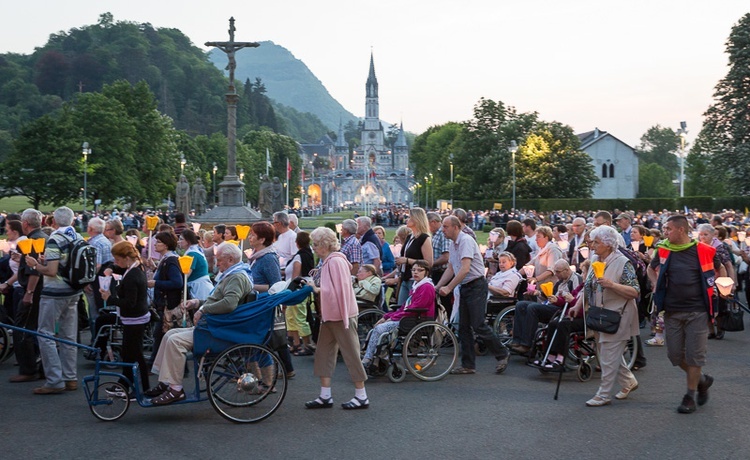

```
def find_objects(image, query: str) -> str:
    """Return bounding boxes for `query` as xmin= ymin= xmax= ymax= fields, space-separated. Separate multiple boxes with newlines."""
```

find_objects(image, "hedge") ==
xmin=453 ymin=196 xmax=750 ymax=213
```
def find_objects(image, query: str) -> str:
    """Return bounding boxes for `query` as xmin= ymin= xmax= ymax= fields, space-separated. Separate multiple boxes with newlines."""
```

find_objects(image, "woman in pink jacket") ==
xmin=305 ymin=227 xmax=370 ymax=410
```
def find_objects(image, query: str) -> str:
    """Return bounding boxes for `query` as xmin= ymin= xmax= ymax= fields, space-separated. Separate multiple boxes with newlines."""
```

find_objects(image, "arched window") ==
xmin=602 ymin=164 xmax=608 ymax=178
xmin=609 ymin=164 xmax=615 ymax=178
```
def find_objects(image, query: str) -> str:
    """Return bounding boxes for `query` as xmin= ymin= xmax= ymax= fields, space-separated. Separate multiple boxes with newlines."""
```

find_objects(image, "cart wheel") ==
xmin=387 ymin=362 xmax=406 ymax=383
xmin=89 ymin=382 xmax=130 ymax=421
xmin=0 ymin=326 xmax=13 ymax=362
xmin=403 ymin=322 xmax=458 ymax=382
xmin=207 ymin=344 xmax=287 ymax=423
xmin=577 ymin=362 xmax=592 ymax=382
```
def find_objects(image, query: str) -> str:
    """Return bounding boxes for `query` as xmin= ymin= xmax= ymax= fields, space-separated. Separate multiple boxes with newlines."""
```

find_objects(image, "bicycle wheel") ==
xmin=492 ymin=306 xmax=515 ymax=346
xmin=357 ymin=309 xmax=384 ymax=350
xmin=207 ymin=344 xmax=287 ymax=423
xmin=89 ymin=382 xmax=130 ymax=422
xmin=403 ymin=322 xmax=457 ymax=382
xmin=0 ymin=325 xmax=12 ymax=362
xmin=622 ymin=336 xmax=638 ymax=370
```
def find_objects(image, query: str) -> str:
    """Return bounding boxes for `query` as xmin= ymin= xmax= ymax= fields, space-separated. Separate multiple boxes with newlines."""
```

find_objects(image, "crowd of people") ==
xmin=1 ymin=204 xmax=748 ymax=414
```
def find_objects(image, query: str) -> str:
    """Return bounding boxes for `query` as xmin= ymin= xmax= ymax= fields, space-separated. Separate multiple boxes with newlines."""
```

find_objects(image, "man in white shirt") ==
xmin=272 ymin=212 xmax=297 ymax=277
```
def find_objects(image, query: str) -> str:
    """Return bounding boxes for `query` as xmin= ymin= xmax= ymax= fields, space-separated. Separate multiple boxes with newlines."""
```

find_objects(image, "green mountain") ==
xmin=209 ymin=41 xmax=358 ymax=131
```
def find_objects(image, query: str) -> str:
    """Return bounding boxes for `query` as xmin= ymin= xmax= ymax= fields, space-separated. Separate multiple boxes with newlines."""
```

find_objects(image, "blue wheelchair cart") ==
xmin=0 ymin=286 xmax=312 ymax=424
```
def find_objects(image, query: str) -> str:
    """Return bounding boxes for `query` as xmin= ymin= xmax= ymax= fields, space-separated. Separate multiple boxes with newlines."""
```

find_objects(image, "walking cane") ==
xmin=552 ymin=302 xmax=571 ymax=400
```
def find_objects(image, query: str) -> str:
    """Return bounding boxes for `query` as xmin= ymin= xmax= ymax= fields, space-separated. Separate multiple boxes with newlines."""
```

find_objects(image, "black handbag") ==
xmin=719 ymin=303 xmax=744 ymax=332
xmin=586 ymin=305 xmax=622 ymax=334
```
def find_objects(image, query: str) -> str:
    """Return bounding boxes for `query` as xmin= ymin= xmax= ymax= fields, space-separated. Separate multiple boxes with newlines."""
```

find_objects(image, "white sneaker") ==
xmin=646 ymin=337 xmax=664 ymax=346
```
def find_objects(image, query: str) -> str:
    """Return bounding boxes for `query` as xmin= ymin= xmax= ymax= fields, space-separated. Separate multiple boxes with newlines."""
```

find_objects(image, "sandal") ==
xmin=150 ymin=387 xmax=186 ymax=405
xmin=341 ymin=396 xmax=369 ymax=410
xmin=543 ymin=361 xmax=564 ymax=371
xmin=450 ymin=367 xmax=476 ymax=375
xmin=294 ymin=347 xmax=314 ymax=356
xmin=305 ymin=397 xmax=333 ymax=409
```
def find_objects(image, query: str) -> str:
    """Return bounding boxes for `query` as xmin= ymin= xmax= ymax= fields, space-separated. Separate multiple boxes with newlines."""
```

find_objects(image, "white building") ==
xmin=578 ymin=128 xmax=638 ymax=199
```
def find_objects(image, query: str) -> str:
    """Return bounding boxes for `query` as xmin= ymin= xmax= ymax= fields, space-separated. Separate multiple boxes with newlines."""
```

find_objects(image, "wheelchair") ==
xmin=0 ymin=323 xmax=12 ymax=363
xmin=87 ymin=309 xmax=156 ymax=368
xmin=356 ymin=286 xmax=387 ymax=350
xmin=474 ymin=278 xmax=526 ymax=355
xmin=362 ymin=303 xmax=458 ymax=383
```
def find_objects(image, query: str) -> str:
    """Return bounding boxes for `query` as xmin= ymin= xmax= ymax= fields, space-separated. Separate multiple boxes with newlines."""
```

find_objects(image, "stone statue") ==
xmin=192 ymin=177 xmax=207 ymax=215
xmin=272 ymin=176 xmax=284 ymax=211
xmin=258 ymin=175 xmax=274 ymax=218
xmin=176 ymin=175 xmax=190 ymax=216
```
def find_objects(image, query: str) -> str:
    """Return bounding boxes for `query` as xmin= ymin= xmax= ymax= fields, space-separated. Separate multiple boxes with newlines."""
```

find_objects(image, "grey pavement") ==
xmin=2 ymin=315 xmax=749 ymax=459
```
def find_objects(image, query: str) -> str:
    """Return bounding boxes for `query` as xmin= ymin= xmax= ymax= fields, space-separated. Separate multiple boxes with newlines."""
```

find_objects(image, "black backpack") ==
xmin=60 ymin=235 xmax=97 ymax=290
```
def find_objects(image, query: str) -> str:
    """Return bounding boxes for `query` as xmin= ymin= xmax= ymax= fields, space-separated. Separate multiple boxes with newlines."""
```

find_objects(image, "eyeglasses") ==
xmin=411 ymin=268 xmax=426 ymax=273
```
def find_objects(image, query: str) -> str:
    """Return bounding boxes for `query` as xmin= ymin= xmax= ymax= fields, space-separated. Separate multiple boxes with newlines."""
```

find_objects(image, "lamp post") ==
xmin=212 ymin=162 xmax=217 ymax=205
xmin=449 ymin=153 xmax=454 ymax=210
xmin=180 ymin=153 xmax=186 ymax=175
xmin=239 ymin=168 xmax=244 ymax=182
xmin=424 ymin=176 xmax=428 ymax=209
xmin=82 ymin=142 xmax=91 ymax=214
xmin=429 ymin=173 xmax=434 ymax=210
xmin=508 ymin=140 xmax=518 ymax=210
xmin=677 ymin=121 xmax=688 ymax=198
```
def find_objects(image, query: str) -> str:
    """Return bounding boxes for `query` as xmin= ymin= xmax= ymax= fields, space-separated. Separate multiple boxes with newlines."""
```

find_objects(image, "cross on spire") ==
xmin=205 ymin=17 xmax=260 ymax=91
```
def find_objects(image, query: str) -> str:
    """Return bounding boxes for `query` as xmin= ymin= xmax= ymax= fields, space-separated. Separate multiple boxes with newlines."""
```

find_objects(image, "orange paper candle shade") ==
xmin=540 ymin=282 xmax=554 ymax=298
xmin=236 ymin=225 xmax=251 ymax=240
xmin=178 ymin=255 xmax=194 ymax=274
xmin=591 ymin=261 xmax=606 ymax=279
xmin=17 ymin=239 xmax=33 ymax=255
xmin=146 ymin=215 xmax=160 ymax=231
xmin=226 ymin=240 xmax=240 ymax=246
xmin=32 ymin=238 xmax=46 ymax=254
xmin=642 ymin=235 xmax=654 ymax=248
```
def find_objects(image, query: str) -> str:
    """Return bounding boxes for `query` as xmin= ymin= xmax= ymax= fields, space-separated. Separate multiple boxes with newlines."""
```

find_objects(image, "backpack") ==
xmin=617 ymin=246 xmax=650 ymax=301
xmin=60 ymin=235 xmax=97 ymax=290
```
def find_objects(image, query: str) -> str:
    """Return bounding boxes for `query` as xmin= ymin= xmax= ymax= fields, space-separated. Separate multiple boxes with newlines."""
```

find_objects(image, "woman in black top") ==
xmin=395 ymin=208 xmax=434 ymax=306
xmin=505 ymin=220 xmax=532 ymax=269
xmin=100 ymin=241 xmax=151 ymax=397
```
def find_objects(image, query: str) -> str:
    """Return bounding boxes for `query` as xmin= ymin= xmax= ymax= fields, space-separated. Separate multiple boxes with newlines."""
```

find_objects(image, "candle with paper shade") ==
xmin=591 ymin=261 xmax=606 ymax=279
xmin=630 ymin=241 xmax=640 ymax=252
xmin=17 ymin=238 xmax=33 ymax=255
xmin=243 ymin=248 xmax=254 ymax=259
xmin=0 ymin=239 xmax=9 ymax=253
xmin=539 ymin=282 xmax=554 ymax=298
xmin=715 ymin=277 xmax=734 ymax=297
xmin=32 ymin=238 xmax=45 ymax=254
xmin=579 ymin=247 xmax=590 ymax=260
xmin=642 ymin=235 xmax=654 ymax=248
xmin=178 ymin=255 xmax=194 ymax=327
xmin=335 ymin=223 xmax=343 ymax=244
xmin=146 ymin=215 xmax=159 ymax=259
xmin=738 ymin=231 xmax=746 ymax=243
xmin=99 ymin=275 xmax=112 ymax=308
xmin=126 ymin=235 xmax=138 ymax=247
xmin=489 ymin=231 xmax=499 ymax=244
xmin=557 ymin=240 xmax=569 ymax=251
xmin=235 ymin=225 xmax=251 ymax=252
xmin=522 ymin=265 xmax=535 ymax=278
xmin=192 ymin=222 xmax=201 ymax=233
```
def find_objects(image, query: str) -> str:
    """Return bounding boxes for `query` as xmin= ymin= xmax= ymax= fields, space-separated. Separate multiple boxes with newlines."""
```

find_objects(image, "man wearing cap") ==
xmin=616 ymin=212 xmax=634 ymax=246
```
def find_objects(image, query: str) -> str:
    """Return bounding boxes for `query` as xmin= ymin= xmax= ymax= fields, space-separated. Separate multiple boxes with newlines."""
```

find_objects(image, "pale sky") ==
xmin=2 ymin=1 xmax=747 ymax=147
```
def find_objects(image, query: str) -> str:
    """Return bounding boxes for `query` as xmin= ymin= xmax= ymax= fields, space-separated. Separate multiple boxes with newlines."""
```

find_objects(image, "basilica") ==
xmin=301 ymin=53 xmax=413 ymax=208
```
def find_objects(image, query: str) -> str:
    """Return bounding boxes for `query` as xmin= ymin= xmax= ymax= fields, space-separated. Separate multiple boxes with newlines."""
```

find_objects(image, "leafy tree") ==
xmin=695 ymin=12 xmax=750 ymax=194
xmin=242 ymin=130 xmax=303 ymax=206
xmin=638 ymin=163 xmax=677 ymax=198
xmin=634 ymin=125 xmax=680 ymax=177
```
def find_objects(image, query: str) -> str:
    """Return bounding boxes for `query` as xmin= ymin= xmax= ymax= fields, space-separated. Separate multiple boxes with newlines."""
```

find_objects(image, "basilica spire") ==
xmin=366 ymin=51 xmax=378 ymax=98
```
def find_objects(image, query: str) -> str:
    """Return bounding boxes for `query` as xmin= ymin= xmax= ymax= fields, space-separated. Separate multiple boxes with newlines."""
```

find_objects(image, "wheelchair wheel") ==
xmin=622 ymin=336 xmax=638 ymax=370
xmin=387 ymin=362 xmax=406 ymax=383
xmin=0 ymin=325 xmax=12 ymax=362
xmin=492 ymin=306 xmax=515 ymax=346
xmin=102 ymin=347 xmax=122 ymax=370
xmin=403 ymin=321 xmax=457 ymax=382
xmin=89 ymin=382 xmax=130 ymax=422
xmin=207 ymin=344 xmax=287 ymax=423
xmin=357 ymin=309 xmax=384 ymax=350
xmin=577 ymin=362 xmax=593 ymax=382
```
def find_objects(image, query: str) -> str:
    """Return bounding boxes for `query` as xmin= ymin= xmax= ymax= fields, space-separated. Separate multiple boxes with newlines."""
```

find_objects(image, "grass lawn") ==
xmin=297 ymin=211 xmax=400 ymax=242
xmin=0 ymin=196 xmax=82 ymax=213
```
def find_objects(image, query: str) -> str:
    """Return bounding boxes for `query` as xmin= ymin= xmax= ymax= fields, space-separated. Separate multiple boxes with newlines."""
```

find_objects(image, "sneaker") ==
xmin=677 ymin=394 xmax=696 ymax=414
xmin=697 ymin=374 xmax=714 ymax=406
xmin=645 ymin=337 xmax=664 ymax=346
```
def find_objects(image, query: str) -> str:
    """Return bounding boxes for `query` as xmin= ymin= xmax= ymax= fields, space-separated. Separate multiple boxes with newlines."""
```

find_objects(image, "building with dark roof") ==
xmin=578 ymin=128 xmax=638 ymax=199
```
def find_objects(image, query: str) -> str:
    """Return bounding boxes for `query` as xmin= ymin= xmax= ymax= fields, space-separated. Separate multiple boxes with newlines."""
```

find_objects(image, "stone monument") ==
xmin=192 ymin=177 xmax=207 ymax=215
xmin=258 ymin=175 xmax=274 ymax=218
xmin=176 ymin=175 xmax=190 ymax=216
xmin=272 ymin=177 xmax=284 ymax=212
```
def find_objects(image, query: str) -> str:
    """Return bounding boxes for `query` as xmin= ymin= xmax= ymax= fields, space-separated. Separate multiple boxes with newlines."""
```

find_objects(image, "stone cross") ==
xmin=205 ymin=17 xmax=259 ymax=92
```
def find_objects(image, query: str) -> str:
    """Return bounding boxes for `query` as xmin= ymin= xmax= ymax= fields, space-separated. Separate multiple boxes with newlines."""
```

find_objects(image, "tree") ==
xmin=241 ymin=130 xmax=303 ymax=207
xmin=696 ymin=13 xmax=750 ymax=194
xmin=634 ymin=125 xmax=680 ymax=177
xmin=638 ymin=163 xmax=677 ymax=198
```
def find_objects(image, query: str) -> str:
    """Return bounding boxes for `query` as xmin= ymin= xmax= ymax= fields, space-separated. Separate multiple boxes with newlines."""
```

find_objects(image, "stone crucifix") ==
xmin=205 ymin=17 xmax=259 ymax=206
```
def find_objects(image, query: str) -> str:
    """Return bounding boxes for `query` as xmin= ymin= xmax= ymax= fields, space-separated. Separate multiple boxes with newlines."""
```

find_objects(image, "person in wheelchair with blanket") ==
xmin=145 ymin=243 xmax=254 ymax=405
xmin=361 ymin=260 xmax=434 ymax=370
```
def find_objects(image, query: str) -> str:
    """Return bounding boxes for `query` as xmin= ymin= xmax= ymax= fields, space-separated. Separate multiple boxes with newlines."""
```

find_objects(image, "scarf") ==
xmin=656 ymin=239 xmax=697 ymax=252
xmin=248 ymin=245 xmax=276 ymax=263
xmin=404 ymin=277 xmax=434 ymax=308
xmin=214 ymin=261 xmax=253 ymax=285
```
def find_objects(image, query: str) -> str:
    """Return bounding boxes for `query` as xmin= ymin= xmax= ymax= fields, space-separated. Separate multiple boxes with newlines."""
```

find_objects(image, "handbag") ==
xmin=269 ymin=306 xmax=288 ymax=350
xmin=719 ymin=303 xmax=744 ymax=332
xmin=586 ymin=305 xmax=622 ymax=334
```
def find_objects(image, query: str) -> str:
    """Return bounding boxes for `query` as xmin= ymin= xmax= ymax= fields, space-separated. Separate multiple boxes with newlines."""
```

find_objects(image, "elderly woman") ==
xmin=305 ymin=227 xmax=369 ymax=410
xmin=354 ymin=264 xmax=382 ymax=306
xmin=394 ymin=207 xmax=433 ymax=306
xmin=526 ymin=226 xmax=565 ymax=289
xmin=510 ymin=259 xmax=582 ymax=355
xmin=572 ymin=225 xmax=640 ymax=407
xmin=361 ymin=260 xmax=434 ymax=369
xmin=146 ymin=231 xmax=183 ymax=361
xmin=487 ymin=251 xmax=522 ymax=299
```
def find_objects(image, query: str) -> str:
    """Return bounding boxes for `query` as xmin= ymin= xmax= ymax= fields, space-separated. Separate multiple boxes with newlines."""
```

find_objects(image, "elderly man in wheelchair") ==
xmin=361 ymin=260 xmax=435 ymax=370
xmin=145 ymin=243 xmax=254 ymax=405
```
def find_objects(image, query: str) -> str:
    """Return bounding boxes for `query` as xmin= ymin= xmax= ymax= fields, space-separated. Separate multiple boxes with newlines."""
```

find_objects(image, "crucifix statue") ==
xmin=205 ymin=17 xmax=259 ymax=206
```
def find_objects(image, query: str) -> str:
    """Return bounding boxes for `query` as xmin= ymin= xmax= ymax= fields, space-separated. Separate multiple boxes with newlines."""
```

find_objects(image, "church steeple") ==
xmin=364 ymin=51 xmax=379 ymax=131
xmin=366 ymin=51 xmax=378 ymax=98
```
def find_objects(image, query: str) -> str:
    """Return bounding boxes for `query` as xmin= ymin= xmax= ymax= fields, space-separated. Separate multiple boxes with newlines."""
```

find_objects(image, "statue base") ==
xmin=195 ymin=177 xmax=264 ymax=224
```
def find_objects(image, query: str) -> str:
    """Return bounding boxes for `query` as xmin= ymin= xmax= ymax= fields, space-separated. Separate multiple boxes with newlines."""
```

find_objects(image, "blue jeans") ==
xmin=38 ymin=294 xmax=80 ymax=388
xmin=458 ymin=278 xmax=508 ymax=369
xmin=512 ymin=301 xmax=560 ymax=348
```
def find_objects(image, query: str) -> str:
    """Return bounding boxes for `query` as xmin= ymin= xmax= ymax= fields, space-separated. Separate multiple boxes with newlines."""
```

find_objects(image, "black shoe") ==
xmin=341 ymin=396 xmax=369 ymax=410
xmin=144 ymin=382 xmax=169 ymax=397
xmin=677 ymin=394 xmax=696 ymax=414
xmin=305 ymin=397 xmax=333 ymax=409
xmin=715 ymin=330 xmax=725 ymax=340
xmin=697 ymin=374 xmax=714 ymax=406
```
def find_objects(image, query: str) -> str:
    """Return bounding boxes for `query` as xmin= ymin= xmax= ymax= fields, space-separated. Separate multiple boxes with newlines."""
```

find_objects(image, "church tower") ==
xmin=360 ymin=52 xmax=385 ymax=161
xmin=334 ymin=119 xmax=349 ymax=171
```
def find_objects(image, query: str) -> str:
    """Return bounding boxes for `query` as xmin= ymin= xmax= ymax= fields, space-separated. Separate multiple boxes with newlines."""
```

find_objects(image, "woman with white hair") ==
xmin=569 ymin=224 xmax=640 ymax=407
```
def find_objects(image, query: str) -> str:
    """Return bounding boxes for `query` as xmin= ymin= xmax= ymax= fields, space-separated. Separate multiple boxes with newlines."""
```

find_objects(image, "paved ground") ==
xmin=2 ymin=312 xmax=749 ymax=459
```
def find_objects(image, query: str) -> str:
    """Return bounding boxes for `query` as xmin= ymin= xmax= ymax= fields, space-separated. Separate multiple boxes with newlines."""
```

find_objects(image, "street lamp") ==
xmin=429 ymin=173 xmax=434 ymax=210
xmin=508 ymin=140 xmax=518 ymax=210
xmin=424 ymin=176 xmax=428 ymax=210
xmin=82 ymin=142 xmax=91 ymax=214
xmin=677 ymin=121 xmax=688 ymax=198
xmin=180 ymin=153 xmax=186 ymax=174
xmin=449 ymin=153 xmax=454 ymax=210
xmin=212 ymin=162 xmax=218 ymax=205
xmin=239 ymin=168 xmax=244 ymax=182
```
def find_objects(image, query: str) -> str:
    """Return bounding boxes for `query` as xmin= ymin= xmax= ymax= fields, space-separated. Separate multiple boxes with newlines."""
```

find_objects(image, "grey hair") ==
xmin=88 ymin=217 xmax=106 ymax=234
xmin=452 ymin=208 xmax=468 ymax=223
xmin=589 ymin=225 xmax=619 ymax=249
xmin=215 ymin=241 xmax=242 ymax=263
xmin=273 ymin=211 xmax=290 ymax=227
xmin=288 ymin=213 xmax=298 ymax=226
xmin=426 ymin=211 xmax=442 ymax=223
xmin=21 ymin=208 xmax=42 ymax=228
xmin=341 ymin=219 xmax=357 ymax=235
xmin=311 ymin=226 xmax=340 ymax=252
xmin=53 ymin=207 xmax=75 ymax=227
xmin=356 ymin=216 xmax=372 ymax=229
xmin=697 ymin=223 xmax=715 ymax=235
